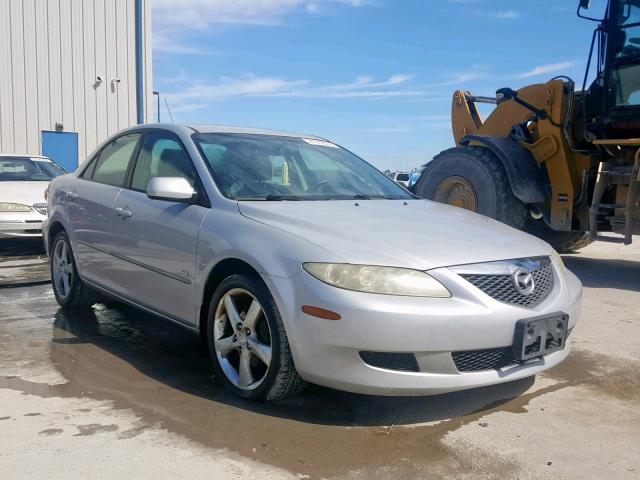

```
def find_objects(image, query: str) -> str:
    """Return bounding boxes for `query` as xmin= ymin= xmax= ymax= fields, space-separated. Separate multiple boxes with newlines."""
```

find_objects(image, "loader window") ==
xmin=615 ymin=1 xmax=640 ymax=26
xmin=612 ymin=2 xmax=640 ymax=58
xmin=611 ymin=63 xmax=640 ymax=105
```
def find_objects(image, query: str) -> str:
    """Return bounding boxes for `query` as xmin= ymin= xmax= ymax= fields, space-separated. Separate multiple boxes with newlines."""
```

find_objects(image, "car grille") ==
xmin=32 ymin=203 xmax=47 ymax=215
xmin=452 ymin=347 xmax=520 ymax=372
xmin=359 ymin=351 xmax=419 ymax=372
xmin=460 ymin=258 xmax=554 ymax=308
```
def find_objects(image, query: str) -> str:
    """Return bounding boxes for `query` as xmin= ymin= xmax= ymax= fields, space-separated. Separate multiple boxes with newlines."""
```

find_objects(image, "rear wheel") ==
xmin=50 ymin=232 xmax=97 ymax=309
xmin=207 ymin=274 xmax=305 ymax=401
xmin=413 ymin=146 xmax=526 ymax=228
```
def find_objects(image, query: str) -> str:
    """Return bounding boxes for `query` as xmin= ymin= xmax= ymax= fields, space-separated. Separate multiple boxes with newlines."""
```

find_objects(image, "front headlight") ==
xmin=550 ymin=251 xmax=566 ymax=276
xmin=0 ymin=202 xmax=31 ymax=212
xmin=302 ymin=263 xmax=451 ymax=297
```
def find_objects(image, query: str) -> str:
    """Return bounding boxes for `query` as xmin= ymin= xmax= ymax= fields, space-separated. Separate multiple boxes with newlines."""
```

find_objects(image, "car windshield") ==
xmin=0 ymin=157 xmax=67 ymax=181
xmin=193 ymin=133 xmax=412 ymax=200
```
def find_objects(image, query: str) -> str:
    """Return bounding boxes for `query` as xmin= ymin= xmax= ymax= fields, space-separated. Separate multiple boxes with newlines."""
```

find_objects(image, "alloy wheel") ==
xmin=52 ymin=238 xmax=74 ymax=300
xmin=213 ymin=288 xmax=273 ymax=391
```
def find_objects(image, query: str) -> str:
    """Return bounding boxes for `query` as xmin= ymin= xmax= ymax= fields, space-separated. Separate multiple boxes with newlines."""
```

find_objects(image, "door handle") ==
xmin=114 ymin=207 xmax=132 ymax=219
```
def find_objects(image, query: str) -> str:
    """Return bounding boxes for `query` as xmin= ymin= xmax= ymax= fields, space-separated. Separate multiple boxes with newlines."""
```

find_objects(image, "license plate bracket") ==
xmin=513 ymin=312 xmax=569 ymax=361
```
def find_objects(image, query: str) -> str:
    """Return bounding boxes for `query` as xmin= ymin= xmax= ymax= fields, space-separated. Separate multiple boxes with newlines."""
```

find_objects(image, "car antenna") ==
xmin=164 ymin=97 xmax=175 ymax=123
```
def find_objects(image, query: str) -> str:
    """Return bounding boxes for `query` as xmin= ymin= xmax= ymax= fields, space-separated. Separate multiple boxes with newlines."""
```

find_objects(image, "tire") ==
xmin=522 ymin=218 xmax=593 ymax=253
xmin=50 ymin=232 xmax=98 ymax=309
xmin=206 ymin=274 xmax=305 ymax=401
xmin=413 ymin=146 xmax=527 ymax=229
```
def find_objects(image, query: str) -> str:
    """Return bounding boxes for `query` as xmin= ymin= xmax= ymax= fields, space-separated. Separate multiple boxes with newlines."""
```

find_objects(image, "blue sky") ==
xmin=152 ymin=0 xmax=602 ymax=172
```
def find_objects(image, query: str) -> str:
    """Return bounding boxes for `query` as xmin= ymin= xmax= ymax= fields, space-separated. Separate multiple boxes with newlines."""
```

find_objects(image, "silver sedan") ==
xmin=44 ymin=124 xmax=582 ymax=401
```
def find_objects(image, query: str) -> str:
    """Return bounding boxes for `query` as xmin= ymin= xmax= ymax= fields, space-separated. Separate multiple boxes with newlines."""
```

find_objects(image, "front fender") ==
xmin=462 ymin=135 xmax=547 ymax=204
xmin=194 ymin=208 xmax=343 ymax=310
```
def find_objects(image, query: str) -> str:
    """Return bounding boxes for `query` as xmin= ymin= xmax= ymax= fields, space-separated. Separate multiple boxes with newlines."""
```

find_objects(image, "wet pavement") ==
xmin=0 ymin=237 xmax=639 ymax=479
xmin=0 ymin=238 xmax=49 ymax=286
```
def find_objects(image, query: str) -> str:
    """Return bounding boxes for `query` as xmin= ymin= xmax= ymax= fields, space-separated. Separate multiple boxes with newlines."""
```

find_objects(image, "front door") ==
xmin=110 ymin=131 xmax=209 ymax=325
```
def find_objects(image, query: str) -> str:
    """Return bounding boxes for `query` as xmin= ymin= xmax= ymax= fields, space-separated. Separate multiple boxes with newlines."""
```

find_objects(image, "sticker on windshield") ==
xmin=303 ymin=138 xmax=338 ymax=148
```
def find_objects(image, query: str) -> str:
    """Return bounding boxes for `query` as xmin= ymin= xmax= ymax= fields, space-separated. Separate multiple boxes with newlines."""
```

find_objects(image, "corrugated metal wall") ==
xmin=0 ymin=0 xmax=153 ymax=161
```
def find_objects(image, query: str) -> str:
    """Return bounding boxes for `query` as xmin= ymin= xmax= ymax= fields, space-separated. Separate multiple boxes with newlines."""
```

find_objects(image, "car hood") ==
xmin=238 ymin=199 xmax=553 ymax=270
xmin=0 ymin=181 xmax=48 ymax=205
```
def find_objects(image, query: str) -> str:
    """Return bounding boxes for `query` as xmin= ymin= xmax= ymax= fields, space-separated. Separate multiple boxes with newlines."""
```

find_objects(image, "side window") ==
xmin=131 ymin=132 xmax=197 ymax=191
xmin=91 ymin=133 xmax=141 ymax=187
xmin=79 ymin=155 xmax=99 ymax=179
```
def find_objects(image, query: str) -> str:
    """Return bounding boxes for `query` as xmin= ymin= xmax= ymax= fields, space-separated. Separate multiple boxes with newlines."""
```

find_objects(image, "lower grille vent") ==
xmin=452 ymin=347 xmax=520 ymax=372
xmin=359 ymin=351 xmax=419 ymax=372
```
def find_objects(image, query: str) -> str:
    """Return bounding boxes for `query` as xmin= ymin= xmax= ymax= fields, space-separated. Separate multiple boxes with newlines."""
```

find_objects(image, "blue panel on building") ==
xmin=41 ymin=131 xmax=79 ymax=172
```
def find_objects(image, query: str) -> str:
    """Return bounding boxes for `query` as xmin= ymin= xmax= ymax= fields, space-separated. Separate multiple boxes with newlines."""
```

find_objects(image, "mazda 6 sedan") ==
xmin=44 ymin=124 xmax=582 ymax=401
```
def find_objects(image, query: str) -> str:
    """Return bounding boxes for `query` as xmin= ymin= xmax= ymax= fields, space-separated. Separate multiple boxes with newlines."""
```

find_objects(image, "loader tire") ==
xmin=413 ymin=146 xmax=527 ymax=229
xmin=522 ymin=219 xmax=593 ymax=253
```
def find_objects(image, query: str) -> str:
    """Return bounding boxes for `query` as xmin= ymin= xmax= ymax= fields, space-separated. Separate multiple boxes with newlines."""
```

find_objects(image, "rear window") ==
xmin=0 ymin=157 xmax=67 ymax=181
xmin=91 ymin=133 xmax=141 ymax=187
xmin=395 ymin=173 xmax=410 ymax=181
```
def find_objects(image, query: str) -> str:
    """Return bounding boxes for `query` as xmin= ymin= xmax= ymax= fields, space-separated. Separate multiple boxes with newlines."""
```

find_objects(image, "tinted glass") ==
xmin=92 ymin=133 xmax=140 ymax=187
xmin=131 ymin=132 xmax=197 ymax=191
xmin=194 ymin=133 xmax=411 ymax=200
xmin=0 ymin=157 xmax=66 ymax=181
xmin=611 ymin=63 xmax=640 ymax=105
xmin=612 ymin=2 xmax=640 ymax=59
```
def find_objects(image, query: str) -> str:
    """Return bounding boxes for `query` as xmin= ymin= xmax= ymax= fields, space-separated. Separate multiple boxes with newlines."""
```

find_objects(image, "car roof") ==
xmin=0 ymin=153 xmax=51 ymax=160
xmin=123 ymin=123 xmax=325 ymax=140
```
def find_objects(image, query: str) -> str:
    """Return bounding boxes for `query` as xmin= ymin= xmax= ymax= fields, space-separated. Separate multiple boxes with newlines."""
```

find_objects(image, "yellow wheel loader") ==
xmin=412 ymin=0 xmax=640 ymax=252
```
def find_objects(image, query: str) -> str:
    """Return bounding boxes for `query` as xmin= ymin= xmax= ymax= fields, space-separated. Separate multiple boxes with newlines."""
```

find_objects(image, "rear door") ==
xmin=66 ymin=133 xmax=141 ymax=290
xmin=109 ymin=131 xmax=210 ymax=325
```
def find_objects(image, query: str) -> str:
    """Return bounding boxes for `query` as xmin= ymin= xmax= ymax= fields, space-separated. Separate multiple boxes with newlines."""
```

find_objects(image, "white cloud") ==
xmin=321 ymin=74 xmax=414 ymax=91
xmin=493 ymin=10 xmax=520 ymax=19
xmin=163 ymin=73 xmax=424 ymax=112
xmin=153 ymin=0 xmax=374 ymax=30
xmin=154 ymin=32 xmax=209 ymax=55
xmin=516 ymin=61 xmax=577 ymax=78
xmin=422 ymin=65 xmax=490 ymax=88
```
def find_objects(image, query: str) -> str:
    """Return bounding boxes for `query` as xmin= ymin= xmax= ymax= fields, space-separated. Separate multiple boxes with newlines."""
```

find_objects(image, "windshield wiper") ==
xmin=235 ymin=195 xmax=301 ymax=201
xmin=353 ymin=194 xmax=372 ymax=200
xmin=265 ymin=195 xmax=301 ymax=201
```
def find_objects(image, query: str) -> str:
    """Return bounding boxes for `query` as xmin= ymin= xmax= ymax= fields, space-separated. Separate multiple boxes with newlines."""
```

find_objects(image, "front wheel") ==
xmin=207 ymin=274 xmax=305 ymax=401
xmin=50 ymin=232 xmax=97 ymax=309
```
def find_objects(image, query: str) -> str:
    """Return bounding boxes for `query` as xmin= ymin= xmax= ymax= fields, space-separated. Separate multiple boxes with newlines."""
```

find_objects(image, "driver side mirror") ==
xmin=146 ymin=177 xmax=196 ymax=203
xmin=579 ymin=0 xmax=590 ymax=9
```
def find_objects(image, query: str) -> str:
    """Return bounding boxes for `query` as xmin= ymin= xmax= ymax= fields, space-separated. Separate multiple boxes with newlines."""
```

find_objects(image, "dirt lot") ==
xmin=0 ymin=236 xmax=638 ymax=479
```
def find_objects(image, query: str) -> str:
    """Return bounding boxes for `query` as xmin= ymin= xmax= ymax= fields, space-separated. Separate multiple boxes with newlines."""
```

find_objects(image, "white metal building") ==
xmin=0 ymin=0 xmax=153 ymax=171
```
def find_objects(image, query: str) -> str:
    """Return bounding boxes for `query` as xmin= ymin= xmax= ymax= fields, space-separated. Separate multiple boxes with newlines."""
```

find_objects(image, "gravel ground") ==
xmin=0 ymin=235 xmax=638 ymax=479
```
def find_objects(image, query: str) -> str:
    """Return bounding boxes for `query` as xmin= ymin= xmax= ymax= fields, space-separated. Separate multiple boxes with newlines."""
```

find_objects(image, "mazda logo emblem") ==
xmin=512 ymin=268 xmax=535 ymax=295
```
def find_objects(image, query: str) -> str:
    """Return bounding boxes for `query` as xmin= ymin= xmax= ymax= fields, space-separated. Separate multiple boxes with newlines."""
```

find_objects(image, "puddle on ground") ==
xmin=0 ymin=287 xmax=637 ymax=478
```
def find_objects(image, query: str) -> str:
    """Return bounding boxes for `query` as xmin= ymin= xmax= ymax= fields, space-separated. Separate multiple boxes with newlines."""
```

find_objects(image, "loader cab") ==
xmin=581 ymin=0 xmax=640 ymax=138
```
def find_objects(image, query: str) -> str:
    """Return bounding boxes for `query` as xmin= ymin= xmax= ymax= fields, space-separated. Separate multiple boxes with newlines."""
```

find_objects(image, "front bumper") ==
xmin=0 ymin=211 xmax=46 ymax=237
xmin=263 ymin=263 xmax=582 ymax=396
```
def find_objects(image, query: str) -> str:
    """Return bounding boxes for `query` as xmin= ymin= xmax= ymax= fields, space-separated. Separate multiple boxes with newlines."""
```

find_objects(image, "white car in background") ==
xmin=0 ymin=155 xmax=67 ymax=238
xmin=391 ymin=172 xmax=410 ymax=187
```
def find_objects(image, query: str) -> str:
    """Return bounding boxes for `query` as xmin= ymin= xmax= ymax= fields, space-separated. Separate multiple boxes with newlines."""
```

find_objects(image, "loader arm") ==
xmin=451 ymin=80 xmax=592 ymax=230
